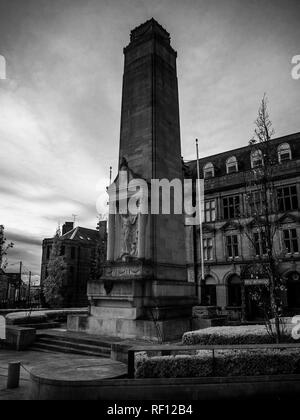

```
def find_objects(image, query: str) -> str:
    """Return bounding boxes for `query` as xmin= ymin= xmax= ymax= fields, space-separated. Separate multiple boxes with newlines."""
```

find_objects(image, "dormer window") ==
xmin=278 ymin=143 xmax=292 ymax=163
xmin=226 ymin=156 xmax=238 ymax=174
xmin=203 ymin=162 xmax=215 ymax=179
xmin=251 ymin=149 xmax=263 ymax=169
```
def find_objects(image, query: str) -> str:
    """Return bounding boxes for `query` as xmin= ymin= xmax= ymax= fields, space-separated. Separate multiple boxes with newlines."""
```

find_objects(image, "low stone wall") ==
xmin=6 ymin=308 xmax=89 ymax=326
xmin=4 ymin=325 xmax=36 ymax=350
xmin=29 ymin=373 xmax=300 ymax=400
xmin=0 ymin=308 xmax=47 ymax=316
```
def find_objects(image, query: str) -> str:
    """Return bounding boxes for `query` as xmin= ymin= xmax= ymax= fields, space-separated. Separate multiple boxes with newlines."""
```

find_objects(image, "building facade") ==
xmin=41 ymin=221 xmax=107 ymax=308
xmin=185 ymin=133 xmax=300 ymax=321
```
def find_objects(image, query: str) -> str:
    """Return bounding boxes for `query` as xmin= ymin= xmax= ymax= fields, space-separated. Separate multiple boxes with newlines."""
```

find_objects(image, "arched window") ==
xmin=202 ymin=276 xmax=217 ymax=306
xmin=287 ymin=272 xmax=300 ymax=308
xmin=226 ymin=156 xmax=238 ymax=174
xmin=203 ymin=162 xmax=214 ymax=179
xmin=278 ymin=143 xmax=292 ymax=163
xmin=250 ymin=149 xmax=263 ymax=169
xmin=228 ymin=275 xmax=242 ymax=307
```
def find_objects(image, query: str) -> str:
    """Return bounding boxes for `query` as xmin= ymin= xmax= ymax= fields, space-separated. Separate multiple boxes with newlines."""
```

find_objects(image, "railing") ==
xmin=128 ymin=342 xmax=300 ymax=378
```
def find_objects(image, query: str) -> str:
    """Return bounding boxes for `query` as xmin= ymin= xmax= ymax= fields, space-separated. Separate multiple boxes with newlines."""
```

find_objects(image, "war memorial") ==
xmin=69 ymin=19 xmax=198 ymax=342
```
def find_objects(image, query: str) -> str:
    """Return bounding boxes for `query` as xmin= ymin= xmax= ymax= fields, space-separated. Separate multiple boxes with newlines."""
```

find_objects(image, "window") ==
xmin=71 ymin=247 xmax=76 ymax=259
xmin=228 ymin=275 xmax=242 ymax=307
xmin=283 ymin=229 xmax=299 ymax=254
xmin=226 ymin=235 xmax=239 ymax=258
xmin=226 ymin=156 xmax=238 ymax=174
xmin=278 ymin=143 xmax=292 ymax=163
xmin=248 ymin=190 xmax=264 ymax=215
xmin=253 ymin=232 xmax=267 ymax=256
xmin=203 ymin=162 xmax=215 ymax=179
xmin=205 ymin=199 xmax=216 ymax=222
xmin=277 ymin=186 xmax=298 ymax=212
xmin=251 ymin=149 xmax=264 ymax=169
xmin=202 ymin=276 xmax=217 ymax=306
xmin=69 ymin=266 xmax=74 ymax=280
xmin=46 ymin=246 xmax=52 ymax=260
xmin=203 ymin=238 xmax=213 ymax=261
xmin=60 ymin=246 xmax=65 ymax=256
xmin=223 ymin=195 xmax=240 ymax=219
xmin=287 ymin=272 xmax=300 ymax=308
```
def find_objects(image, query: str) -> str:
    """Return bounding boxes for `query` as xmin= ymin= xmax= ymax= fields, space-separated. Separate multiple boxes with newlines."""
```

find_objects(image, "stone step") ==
xmin=37 ymin=336 xmax=111 ymax=355
xmin=31 ymin=342 xmax=110 ymax=358
xmin=19 ymin=322 xmax=61 ymax=330
xmin=37 ymin=333 xmax=112 ymax=349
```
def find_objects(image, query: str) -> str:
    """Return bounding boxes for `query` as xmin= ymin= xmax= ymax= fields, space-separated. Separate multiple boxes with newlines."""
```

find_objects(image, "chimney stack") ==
xmin=62 ymin=222 xmax=74 ymax=235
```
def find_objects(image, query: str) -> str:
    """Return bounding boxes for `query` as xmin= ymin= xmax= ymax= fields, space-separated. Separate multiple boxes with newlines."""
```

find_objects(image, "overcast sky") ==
xmin=0 ymin=0 xmax=299 ymax=281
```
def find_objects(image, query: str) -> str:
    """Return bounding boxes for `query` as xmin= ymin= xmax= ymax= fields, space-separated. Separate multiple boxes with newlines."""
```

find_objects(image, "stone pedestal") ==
xmin=69 ymin=261 xmax=196 ymax=341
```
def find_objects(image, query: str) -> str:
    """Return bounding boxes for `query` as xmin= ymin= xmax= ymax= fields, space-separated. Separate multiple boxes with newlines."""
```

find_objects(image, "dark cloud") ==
xmin=5 ymin=231 xmax=42 ymax=247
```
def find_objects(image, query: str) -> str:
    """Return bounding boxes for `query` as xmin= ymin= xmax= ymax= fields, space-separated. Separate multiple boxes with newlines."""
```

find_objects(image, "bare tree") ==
xmin=0 ymin=225 xmax=14 ymax=271
xmin=241 ymin=94 xmax=285 ymax=343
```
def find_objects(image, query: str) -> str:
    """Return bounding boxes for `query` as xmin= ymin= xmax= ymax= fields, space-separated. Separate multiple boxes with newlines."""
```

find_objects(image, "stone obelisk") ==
xmin=69 ymin=19 xmax=196 ymax=341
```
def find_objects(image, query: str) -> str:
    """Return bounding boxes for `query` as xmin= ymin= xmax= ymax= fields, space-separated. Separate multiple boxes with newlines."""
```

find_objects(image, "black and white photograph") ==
xmin=0 ymin=0 xmax=300 ymax=407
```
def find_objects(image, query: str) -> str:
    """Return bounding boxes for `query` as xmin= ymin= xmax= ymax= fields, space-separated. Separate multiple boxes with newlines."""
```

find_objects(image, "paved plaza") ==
xmin=0 ymin=349 xmax=126 ymax=400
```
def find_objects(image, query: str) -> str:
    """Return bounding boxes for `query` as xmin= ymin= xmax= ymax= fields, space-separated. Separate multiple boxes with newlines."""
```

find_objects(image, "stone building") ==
xmin=41 ymin=221 xmax=107 ymax=307
xmin=185 ymin=133 xmax=300 ymax=321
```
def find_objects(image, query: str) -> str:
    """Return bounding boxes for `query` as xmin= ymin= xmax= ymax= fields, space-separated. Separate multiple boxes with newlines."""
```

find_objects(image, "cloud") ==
xmin=0 ymin=0 xmax=299 ymax=275
xmin=6 ymin=231 xmax=42 ymax=247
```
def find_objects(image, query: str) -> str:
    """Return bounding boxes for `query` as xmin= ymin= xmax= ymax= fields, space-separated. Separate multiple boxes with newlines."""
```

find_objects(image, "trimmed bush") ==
xmin=135 ymin=348 xmax=300 ymax=378
xmin=182 ymin=325 xmax=292 ymax=346
xmin=136 ymin=353 xmax=213 ymax=378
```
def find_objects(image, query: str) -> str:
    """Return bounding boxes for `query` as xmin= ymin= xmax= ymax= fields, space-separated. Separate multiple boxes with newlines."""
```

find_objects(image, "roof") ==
xmin=60 ymin=227 xmax=99 ymax=243
xmin=185 ymin=132 xmax=300 ymax=178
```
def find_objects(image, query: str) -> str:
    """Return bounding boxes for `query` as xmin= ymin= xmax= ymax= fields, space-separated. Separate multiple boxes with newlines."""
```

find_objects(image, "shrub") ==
xmin=182 ymin=325 xmax=292 ymax=346
xmin=136 ymin=353 xmax=213 ymax=378
xmin=135 ymin=348 xmax=300 ymax=379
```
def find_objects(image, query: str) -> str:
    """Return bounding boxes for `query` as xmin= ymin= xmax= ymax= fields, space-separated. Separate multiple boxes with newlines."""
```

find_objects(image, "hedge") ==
xmin=182 ymin=325 xmax=292 ymax=346
xmin=135 ymin=348 xmax=300 ymax=378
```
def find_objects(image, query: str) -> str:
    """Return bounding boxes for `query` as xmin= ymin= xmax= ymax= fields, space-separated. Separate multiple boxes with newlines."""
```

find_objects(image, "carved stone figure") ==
xmin=120 ymin=214 xmax=138 ymax=258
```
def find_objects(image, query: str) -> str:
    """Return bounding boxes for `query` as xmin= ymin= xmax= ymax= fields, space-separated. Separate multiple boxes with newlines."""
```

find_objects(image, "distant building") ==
xmin=41 ymin=221 xmax=107 ymax=307
xmin=0 ymin=269 xmax=6 ymax=303
xmin=185 ymin=133 xmax=300 ymax=321
xmin=28 ymin=284 xmax=41 ymax=307
xmin=0 ymin=271 xmax=27 ymax=308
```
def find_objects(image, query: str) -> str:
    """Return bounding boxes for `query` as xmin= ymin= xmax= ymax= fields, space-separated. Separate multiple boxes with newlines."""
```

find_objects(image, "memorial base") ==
xmin=68 ymin=314 xmax=192 ymax=342
xmin=68 ymin=261 xmax=197 ymax=342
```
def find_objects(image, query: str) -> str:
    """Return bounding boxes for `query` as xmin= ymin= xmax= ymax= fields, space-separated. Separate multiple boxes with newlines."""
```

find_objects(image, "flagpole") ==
xmin=196 ymin=139 xmax=205 ymax=303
